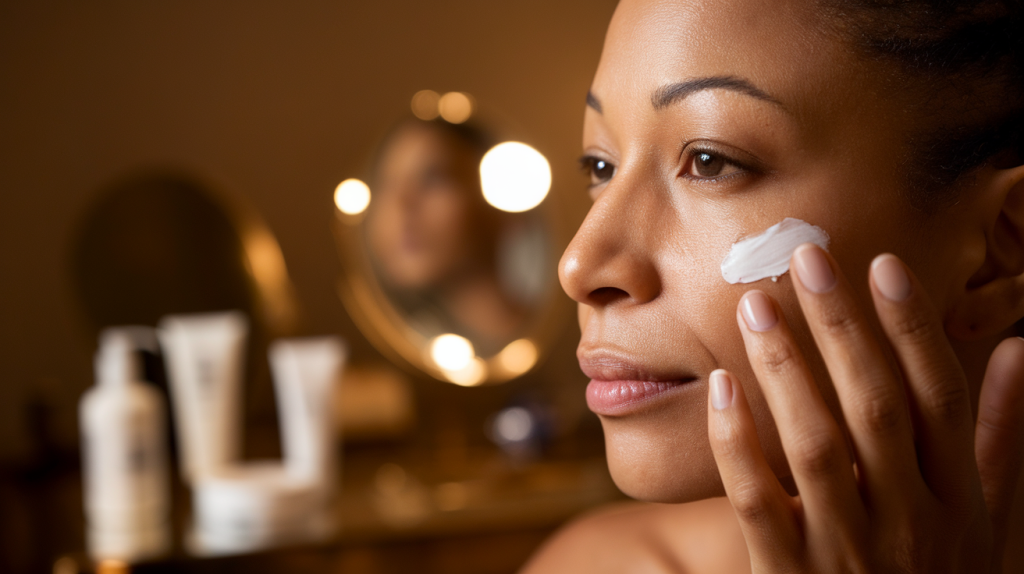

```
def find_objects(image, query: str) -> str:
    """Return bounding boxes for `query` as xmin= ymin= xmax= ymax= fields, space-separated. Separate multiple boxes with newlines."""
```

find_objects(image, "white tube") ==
xmin=721 ymin=218 xmax=830 ymax=284
xmin=157 ymin=311 xmax=247 ymax=481
xmin=269 ymin=337 xmax=347 ymax=485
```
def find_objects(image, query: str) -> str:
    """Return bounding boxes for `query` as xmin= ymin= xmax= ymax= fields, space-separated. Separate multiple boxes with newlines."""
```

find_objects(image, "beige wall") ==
xmin=0 ymin=1 xmax=618 ymax=461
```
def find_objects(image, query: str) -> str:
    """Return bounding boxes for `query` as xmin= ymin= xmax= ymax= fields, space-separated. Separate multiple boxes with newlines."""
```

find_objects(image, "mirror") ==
xmin=72 ymin=171 xmax=300 ymax=337
xmin=334 ymin=96 xmax=566 ymax=386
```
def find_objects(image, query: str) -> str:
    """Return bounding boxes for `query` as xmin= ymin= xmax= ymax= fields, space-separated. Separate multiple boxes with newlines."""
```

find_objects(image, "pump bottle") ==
xmin=80 ymin=329 xmax=171 ymax=562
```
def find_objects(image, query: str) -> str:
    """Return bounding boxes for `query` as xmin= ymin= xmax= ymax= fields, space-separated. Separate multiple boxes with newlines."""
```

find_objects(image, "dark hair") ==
xmin=823 ymin=0 xmax=1024 ymax=205
xmin=371 ymin=117 xmax=496 ymax=179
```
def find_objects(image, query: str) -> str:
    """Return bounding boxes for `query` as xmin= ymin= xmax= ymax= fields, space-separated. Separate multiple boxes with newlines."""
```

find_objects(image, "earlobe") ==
xmin=947 ymin=164 xmax=1024 ymax=341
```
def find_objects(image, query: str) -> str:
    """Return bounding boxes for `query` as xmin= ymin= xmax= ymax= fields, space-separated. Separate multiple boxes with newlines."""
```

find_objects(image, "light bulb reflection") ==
xmin=429 ymin=334 xmax=474 ymax=372
xmin=411 ymin=90 xmax=441 ymax=120
xmin=444 ymin=357 xmax=487 ymax=387
xmin=479 ymin=142 xmax=551 ymax=213
xmin=497 ymin=338 xmax=538 ymax=376
xmin=334 ymin=179 xmax=371 ymax=215
xmin=438 ymin=92 xmax=473 ymax=124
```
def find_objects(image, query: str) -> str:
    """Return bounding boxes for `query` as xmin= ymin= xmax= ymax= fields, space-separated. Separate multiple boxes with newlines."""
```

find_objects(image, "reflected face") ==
xmin=368 ymin=124 xmax=482 ymax=291
xmin=560 ymin=0 xmax=976 ymax=502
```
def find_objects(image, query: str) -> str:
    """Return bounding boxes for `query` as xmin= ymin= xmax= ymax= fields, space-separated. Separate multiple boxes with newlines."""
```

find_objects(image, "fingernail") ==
xmin=741 ymin=291 xmax=778 ymax=332
xmin=793 ymin=244 xmax=836 ymax=294
xmin=872 ymin=254 xmax=911 ymax=301
xmin=710 ymin=369 xmax=733 ymax=410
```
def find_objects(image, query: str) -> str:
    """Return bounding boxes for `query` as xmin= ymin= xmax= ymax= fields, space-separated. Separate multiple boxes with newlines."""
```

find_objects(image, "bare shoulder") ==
xmin=520 ymin=497 xmax=750 ymax=574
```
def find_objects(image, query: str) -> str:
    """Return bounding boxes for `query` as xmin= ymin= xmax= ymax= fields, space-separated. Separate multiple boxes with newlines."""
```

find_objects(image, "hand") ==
xmin=707 ymin=245 xmax=1024 ymax=573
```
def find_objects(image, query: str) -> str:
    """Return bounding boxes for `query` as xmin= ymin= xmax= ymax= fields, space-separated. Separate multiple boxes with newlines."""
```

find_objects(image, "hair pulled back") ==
xmin=824 ymin=0 xmax=1024 ymax=202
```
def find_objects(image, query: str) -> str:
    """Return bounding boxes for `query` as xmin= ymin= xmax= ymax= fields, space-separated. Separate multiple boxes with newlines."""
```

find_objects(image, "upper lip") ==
xmin=578 ymin=346 xmax=698 ymax=383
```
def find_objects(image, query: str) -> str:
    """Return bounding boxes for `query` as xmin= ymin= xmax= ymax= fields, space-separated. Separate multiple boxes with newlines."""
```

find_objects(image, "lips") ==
xmin=580 ymin=351 xmax=698 ymax=416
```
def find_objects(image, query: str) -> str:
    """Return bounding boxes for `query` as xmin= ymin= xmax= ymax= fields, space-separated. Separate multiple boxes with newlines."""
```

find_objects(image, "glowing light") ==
xmin=444 ymin=357 xmax=487 ymax=387
xmin=434 ymin=482 xmax=469 ymax=511
xmin=493 ymin=407 xmax=533 ymax=443
xmin=479 ymin=142 xmax=551 ymax=213
xmin=497 ymin=338 xmax=538 ymax=376
xmin=334 ymin=178 xmax=371 ymax=215
xmin=411 ymin=90 xmax=441 ymax=120
xmin=429 ymin=334 xmax=474 ymax=372
xmin=438 ymin=92 xmax=473 ymax=124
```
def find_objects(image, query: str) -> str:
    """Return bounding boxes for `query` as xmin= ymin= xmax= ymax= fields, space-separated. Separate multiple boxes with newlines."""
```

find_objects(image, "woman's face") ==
xmin=561 ymin=0 xmax=984 ymax=502
xmin=368 ymin=124 xmax=482 ymax=291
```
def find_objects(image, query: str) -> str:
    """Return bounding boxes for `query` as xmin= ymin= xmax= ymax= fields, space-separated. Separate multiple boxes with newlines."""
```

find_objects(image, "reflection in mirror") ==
xmin=335 ymin=95 xmax=563 ymax=386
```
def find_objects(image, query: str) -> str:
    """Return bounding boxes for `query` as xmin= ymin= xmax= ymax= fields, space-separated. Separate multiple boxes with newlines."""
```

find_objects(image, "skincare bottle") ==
xmin=158 ymin=311 xmax=247 ymax=481
xmin=80 ymin=330 xmax=171 ymax=562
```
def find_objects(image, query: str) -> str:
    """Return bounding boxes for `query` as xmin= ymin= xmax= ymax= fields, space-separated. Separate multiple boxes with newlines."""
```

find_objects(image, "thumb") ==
xmin=976 ymin=337 xmax=1024 ymax=566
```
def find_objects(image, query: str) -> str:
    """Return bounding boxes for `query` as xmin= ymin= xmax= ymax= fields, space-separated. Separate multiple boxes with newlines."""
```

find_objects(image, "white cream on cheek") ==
xmin=721 ymin=218 xmax=830 ymax=284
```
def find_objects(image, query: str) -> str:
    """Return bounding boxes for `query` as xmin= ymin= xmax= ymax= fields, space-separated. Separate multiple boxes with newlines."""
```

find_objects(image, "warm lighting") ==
xmin=334 ymin=178 xmax=371 ymax=215
xmin=493 ymin=407 xmax=533 ymax=443
xmin=429 ymin=334 xmax=474 ymax=372
xmin=434 ymin=482 xmax=469 ymax=511
xmin=479 ymin=142 xmax=551 ymax=213
xmin=444 ymin=357 xmax=487 ymax=387
xmin=411 ymin=90 xmax=441 ymax=120
xmin=438 ymin=92 xmax=473 ymax=124
xmin=497 ymin=338 xmax=538 ymax=376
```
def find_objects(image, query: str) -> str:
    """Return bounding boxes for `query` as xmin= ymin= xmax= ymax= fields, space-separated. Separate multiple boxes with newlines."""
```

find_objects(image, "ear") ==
xmin=947 ymin=163 xmax=1024 ymax=341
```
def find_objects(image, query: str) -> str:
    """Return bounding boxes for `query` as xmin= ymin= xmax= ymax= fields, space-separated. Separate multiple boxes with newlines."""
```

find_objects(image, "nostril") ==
xmin=588 ymin=286 xmax=630 ymax=306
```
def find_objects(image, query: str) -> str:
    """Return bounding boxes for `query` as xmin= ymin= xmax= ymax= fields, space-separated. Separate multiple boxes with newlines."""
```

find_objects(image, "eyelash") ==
xmin=578 ymin=146 xmax=751 ymax=190
xmin=679 ymin=145 xmax=749 ymax=183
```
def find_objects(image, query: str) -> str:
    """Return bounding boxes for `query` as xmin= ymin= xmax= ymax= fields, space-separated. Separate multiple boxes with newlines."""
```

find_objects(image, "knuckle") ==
xmin=756 ymin=338 xmax=799 ymax=375
xmin=890 ymin=310 xmax=939 ymax=344
xmin=790 ymin=430 xmax=844 ymax=477
xmin=815 ymin=305 xmax=863 ymax=339
xmin=729 ymin=484 xmax=775 ymax=527
xmin=710 ymin=420 xmax=747 ymax=460
xmin=855 ymin=388 xmax=905 ymax=435
xmin=923 ymin=382 xmax=971 ymax=426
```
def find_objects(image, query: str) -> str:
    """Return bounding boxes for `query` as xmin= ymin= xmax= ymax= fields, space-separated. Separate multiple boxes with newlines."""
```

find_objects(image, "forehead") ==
xmin=593 ymin=0 xmax=847 ymax=119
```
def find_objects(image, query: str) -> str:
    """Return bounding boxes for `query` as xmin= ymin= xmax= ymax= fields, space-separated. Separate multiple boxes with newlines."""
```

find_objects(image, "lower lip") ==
xmin=586 ymin=379 xmax=696 ymax=416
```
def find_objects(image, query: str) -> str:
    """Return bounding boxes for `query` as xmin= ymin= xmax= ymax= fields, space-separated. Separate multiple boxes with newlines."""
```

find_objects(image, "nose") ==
xmin=558 ymin=181 xmax=661 ymax=308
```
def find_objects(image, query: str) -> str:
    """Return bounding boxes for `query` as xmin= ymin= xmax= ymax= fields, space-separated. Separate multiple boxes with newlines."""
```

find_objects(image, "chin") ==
xmin=601 ymin=414 xmax=726 ymax=503
xmin=598 ymin=398 xmax=789 ymax=503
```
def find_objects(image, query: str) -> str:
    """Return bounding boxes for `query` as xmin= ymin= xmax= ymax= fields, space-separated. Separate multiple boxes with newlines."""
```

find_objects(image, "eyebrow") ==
xmin=585 ymin=75 xmax=782 ymax=115
xmin=652 ymin=76 xmax=781 ymax=110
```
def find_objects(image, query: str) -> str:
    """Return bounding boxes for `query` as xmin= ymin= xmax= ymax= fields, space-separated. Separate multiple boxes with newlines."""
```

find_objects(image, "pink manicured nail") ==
xmin=872 ymin=254 xmax=911 ymax=301
xmin=741 ymin=291 xmax=778 ymax=332
xmin=710 ymin=369 xmax=733 ymax=410
xmin=793 ymin=244 xmax=836 ymax=294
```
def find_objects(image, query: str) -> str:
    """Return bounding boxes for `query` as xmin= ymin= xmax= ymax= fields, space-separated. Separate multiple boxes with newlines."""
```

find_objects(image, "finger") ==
xmin=708 ymin=368 xmax=801 ymax=570
xmin=737 ymin=291 xmax=866 ymax=529
xmin=791 ymin=245 xmax=921 ymax=505
xmin=869 ymin=253 xmax=977 ymax=502
xmin=976 ymin=337 xmax=1024 ymax=564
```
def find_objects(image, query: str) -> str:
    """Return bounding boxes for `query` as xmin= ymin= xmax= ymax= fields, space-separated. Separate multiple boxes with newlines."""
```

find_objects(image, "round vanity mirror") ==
xmin=334 ymin=95 xmax=566 ymax=386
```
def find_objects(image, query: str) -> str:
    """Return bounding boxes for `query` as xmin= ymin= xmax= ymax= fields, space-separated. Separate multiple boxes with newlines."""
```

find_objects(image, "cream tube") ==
xmin=269 ymin=337 xmax=346 ymax=486
xmin=721 ymin=218 xmax=830 ymax=284
xmin=158 ymin=311 xmax=247 ymax=481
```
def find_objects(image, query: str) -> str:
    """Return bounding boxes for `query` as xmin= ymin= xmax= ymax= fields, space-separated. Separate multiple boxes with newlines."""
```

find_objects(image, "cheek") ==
xmin=424 ymin=190 xmax=470 ymax=244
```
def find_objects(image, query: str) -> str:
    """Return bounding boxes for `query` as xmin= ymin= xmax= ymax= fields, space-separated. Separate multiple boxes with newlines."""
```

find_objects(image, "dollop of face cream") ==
xmin=721 ymin=218 xmax=830 ymax=284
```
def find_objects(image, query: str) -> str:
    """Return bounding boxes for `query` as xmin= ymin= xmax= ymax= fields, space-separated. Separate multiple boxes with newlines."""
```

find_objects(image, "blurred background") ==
xmin=0 ymin=1 xmax=621 ymax=573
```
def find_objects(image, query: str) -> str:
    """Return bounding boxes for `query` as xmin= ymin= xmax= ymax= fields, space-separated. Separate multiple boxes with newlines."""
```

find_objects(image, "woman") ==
xmin=523 ymin=0 xmax=1024 ymax=571
xmin=366 ymin=119 xmax=528 ymax=355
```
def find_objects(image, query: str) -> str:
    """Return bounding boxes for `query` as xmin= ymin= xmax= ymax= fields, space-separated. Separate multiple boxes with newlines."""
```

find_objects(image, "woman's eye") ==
xmin=685 ymin=151 xmax=743 ymax=179
xmin=580 ymin=156 xmax=616 ymax=186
